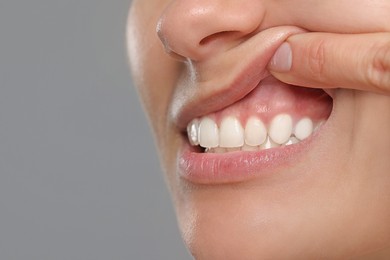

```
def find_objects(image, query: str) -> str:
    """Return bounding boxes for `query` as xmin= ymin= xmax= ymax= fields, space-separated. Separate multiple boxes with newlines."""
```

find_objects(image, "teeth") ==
xmin=268 ymin=114 xmax=293 ymax=144
xmin=245 ymin=117 xmax=267 ymax=146
xmin=187 ymin=119 xmax=199 ymax=146
xmin=284 ymin=136 xmax=300 ymax=146
xmin=188 ymin=114 xmax=322 ymax=153
xmin=199 ymin=117 xmax=219 ymax=148
xmin=294 ymin=117 xmax=313 ymax=140
xmin=206 ymin=147 xmax=226 ymax=153
xmin=219 ymin=116 xmax=244 ymax=148
xmin=261 ymin=136 xmax=281 ymax=149
xmin=242 ymin=144 xmax=259 ymax=151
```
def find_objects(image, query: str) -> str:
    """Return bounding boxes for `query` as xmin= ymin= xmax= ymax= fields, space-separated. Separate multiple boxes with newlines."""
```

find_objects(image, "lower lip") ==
xmin=177 ymin=131 xmax=320 ymax=184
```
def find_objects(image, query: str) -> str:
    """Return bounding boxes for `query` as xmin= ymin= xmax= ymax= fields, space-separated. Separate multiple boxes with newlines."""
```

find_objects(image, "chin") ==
xmin=161 ymin=86 xmax=390 ymax=259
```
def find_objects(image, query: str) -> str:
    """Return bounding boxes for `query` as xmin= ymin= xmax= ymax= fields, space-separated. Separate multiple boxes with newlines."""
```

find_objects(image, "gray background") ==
xmin=0 ymin=0 xmax=191 ymax=259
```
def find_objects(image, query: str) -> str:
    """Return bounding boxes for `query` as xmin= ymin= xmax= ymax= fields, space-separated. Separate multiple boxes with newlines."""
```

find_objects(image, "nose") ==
xmin=157 ymin=0 xmax=267 ymax=61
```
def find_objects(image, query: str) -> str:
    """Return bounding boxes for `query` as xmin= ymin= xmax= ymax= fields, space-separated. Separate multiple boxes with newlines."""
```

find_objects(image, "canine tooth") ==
xmin=199 ymin=117 xmax=219 ymax=148
xmin=269 ymin=114 xmax=293 ymax=144
xmin=187 ymin=119 xmax=200 ymax=146
xmin=294 ymin=117 xmax=313 ymax=140
xmin=245 ymin=117 xmax=267 ymax=146
xmin=284 ymin=136 xmax=300 ymax=146
xmin=219 ymin=116 xmax=244 ymax=148
xmin=261 ymin=136 xmax=280 ymax=149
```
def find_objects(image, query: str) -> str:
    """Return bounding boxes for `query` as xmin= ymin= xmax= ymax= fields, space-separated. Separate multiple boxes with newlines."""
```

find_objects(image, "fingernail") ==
xmin=269 ymin=42 xmax=292 ymax=72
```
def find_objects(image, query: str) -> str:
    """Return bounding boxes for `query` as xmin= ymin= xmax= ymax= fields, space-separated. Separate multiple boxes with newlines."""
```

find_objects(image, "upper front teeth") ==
xmin=187 ymin=114 xmax=319 ymax=152
xmin=219 ymin=117 xmax=244 ymax=148
xmin=199 ymin=117 xmax=219 ymax=148
xmin=245 ymin=117 xmax=267 ymax=146
xmin=268 ymin=114 xmax=293 ymax=144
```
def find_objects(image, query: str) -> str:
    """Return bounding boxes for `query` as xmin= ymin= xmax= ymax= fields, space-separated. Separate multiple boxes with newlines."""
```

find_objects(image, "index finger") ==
xmin=268 ymin=32 xmax=390 ymax=95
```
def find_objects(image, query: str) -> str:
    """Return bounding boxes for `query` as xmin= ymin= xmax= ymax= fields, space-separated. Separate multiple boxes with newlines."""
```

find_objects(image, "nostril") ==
xmin=156 ymin=1 xmax=266 ymax=61
xmin=199 ymin=31 xmax=247 ymax=46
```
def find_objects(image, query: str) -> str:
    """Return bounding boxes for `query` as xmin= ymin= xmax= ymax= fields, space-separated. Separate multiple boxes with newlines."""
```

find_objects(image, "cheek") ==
xmin=277 ymin=0 xmax=390 ymax=33
xmin=127 ymin=1 xmax=181 ymax=131
xmin=351 ymin=92 xmax=390 ymax=175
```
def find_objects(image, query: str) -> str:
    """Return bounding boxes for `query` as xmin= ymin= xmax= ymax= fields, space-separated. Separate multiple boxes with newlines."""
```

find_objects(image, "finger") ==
xmin=268 ymin=32 xmax=390 ymax=95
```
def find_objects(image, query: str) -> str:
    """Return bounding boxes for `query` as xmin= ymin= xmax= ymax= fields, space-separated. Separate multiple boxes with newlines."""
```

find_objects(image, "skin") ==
xmin=127 ymin=0 xmax=390 ymax=259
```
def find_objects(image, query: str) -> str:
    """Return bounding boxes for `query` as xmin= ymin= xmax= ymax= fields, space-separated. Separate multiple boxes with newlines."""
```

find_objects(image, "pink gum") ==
xmin=199 ymin=77 xmax=332 ymax=126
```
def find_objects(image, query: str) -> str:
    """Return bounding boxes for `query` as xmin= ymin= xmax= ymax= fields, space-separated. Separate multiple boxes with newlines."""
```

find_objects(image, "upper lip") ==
xmin=169 ymin=26 xmax=305 ymax=131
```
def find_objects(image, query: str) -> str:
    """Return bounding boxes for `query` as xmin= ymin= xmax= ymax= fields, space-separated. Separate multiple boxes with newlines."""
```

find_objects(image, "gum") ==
xmin=198 ymin=76 xmax=332 ymax=127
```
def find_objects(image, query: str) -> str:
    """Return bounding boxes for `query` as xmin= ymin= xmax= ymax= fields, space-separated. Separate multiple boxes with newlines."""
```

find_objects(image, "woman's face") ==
xmin=128 ymin=0 xmax=390 ymax=258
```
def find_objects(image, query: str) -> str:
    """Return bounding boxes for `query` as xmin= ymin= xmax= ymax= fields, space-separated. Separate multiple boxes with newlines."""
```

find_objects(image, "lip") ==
xmin=170 ymin=26 xmax=306 ymax=130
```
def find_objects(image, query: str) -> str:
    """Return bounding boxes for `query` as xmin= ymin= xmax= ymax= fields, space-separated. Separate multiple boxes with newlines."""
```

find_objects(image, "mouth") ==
xmin=186 ymin=76 xmax=332 ymax=153
xmin=178 ymin=77 xmax=333 ymax=184
xmin=173 ymin=27 xmax=334 ymax=184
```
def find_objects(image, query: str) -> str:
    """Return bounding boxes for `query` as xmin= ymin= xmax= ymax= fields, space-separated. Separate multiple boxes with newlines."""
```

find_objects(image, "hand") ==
xmin=268 ymin=32 xmax=390 ymax=95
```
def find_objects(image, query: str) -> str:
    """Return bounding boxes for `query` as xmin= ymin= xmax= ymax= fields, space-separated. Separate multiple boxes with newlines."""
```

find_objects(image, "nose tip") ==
xmin=157 ymin=1 xmax=266 ymax=61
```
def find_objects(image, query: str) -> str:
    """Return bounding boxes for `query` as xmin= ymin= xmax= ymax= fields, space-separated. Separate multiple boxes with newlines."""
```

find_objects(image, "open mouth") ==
xmin=185 ymin=76 xmax=333 ymax=154
xmin=177 ymin=75 xmax=334 ymax=184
